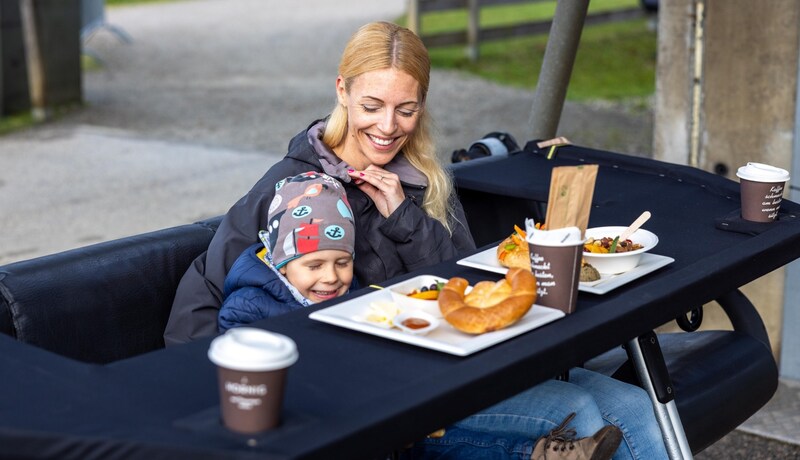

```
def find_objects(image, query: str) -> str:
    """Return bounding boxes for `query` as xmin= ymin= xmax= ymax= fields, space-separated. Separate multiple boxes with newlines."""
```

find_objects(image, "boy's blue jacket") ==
xmin=219 ymin=243 xmax=358 ymax=332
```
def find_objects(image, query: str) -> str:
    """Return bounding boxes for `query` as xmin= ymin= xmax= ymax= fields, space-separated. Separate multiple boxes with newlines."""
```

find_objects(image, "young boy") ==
xmin=218 ymin=172 xmax=356 ymax=332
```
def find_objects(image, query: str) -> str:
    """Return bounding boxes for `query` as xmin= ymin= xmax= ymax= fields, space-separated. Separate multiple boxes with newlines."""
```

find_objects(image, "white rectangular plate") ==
xmin=309 ymin=276 xmax=565 ymax=357
xmin=457 ymin=248 xmax=675 ymax=295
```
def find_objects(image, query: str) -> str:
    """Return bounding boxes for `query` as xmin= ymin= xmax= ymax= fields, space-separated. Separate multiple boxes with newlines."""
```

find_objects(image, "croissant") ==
xmin=438 ymin=268 xmax=537 ymax=334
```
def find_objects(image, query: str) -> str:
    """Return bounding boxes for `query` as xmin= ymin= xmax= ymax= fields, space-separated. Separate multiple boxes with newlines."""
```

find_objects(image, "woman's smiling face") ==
xmin=335 ymin=67 xmax=422 ymax=169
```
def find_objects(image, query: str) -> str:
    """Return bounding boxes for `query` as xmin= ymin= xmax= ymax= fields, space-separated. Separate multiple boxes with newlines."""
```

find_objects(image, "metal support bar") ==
xmin=466 ymin=0 xmax=479 ymax=62
xmin=528 ymin=0 xmax=590 ymax=140
xmin=626 ymin=332 xmax=693 ymax=460
xmin=407 ymin=0 xmax=421 ymax=35
xmin=688 ymin=0 xmax=706 ymax=168
xmin=19 ymin=0 xmax=48 ymax=121
xmin=780 ymin=22 xmax=800 ymax=379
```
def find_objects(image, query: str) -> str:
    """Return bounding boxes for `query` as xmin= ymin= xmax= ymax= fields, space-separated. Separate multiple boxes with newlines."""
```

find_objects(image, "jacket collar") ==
xmin=300 ymin=119 xmax=429 ymax=188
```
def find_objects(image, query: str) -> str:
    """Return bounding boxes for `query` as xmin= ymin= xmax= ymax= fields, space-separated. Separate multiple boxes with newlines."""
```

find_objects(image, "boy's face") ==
xmin=280 ymin=250 xmax=354 ymax=303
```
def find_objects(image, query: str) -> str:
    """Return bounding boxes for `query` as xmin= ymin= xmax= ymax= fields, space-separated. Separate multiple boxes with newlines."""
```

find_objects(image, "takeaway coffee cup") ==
xmin=525 ymin=221 xmax=585 ymax=314
xmin=208 ymin=327 xmax=298 ymax=433
xmin=736 ymin=162 xmax=791 ymax=222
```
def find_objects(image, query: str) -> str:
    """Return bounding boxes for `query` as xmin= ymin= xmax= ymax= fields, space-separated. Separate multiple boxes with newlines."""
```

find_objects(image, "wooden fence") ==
xmin=407 ymin=0 xmax=646 ymax=61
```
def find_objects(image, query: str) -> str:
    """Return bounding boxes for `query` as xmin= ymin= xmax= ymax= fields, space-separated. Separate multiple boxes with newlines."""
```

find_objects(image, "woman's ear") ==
xmin=335 ymin=75 xmax=347 ymax=107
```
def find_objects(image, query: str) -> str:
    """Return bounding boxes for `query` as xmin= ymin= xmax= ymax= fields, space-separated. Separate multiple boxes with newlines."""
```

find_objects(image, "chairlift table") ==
xmin=1 ymin=143 xmax=799 ymax=460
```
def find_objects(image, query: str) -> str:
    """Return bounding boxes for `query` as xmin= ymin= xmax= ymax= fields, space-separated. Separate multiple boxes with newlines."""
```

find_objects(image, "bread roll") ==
xmin=438 ymin=268 xmax=537 ymax=334
xmin=497 ymin=231 xmax=531 ymax=271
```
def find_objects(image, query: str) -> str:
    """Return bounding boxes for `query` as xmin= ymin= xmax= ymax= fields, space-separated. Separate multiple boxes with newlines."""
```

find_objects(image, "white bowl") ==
xmin=392 ymin=310 xmax=440 ymax=336
xmin=388 ymin=275 xmax=448 ymax=318
xmin=582 ymin=226 xmax=658 ymax=274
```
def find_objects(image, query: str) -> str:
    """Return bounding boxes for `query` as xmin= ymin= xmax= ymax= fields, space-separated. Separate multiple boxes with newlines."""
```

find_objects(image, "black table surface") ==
xmin=3 ymin=144 xmax=800 ymax=460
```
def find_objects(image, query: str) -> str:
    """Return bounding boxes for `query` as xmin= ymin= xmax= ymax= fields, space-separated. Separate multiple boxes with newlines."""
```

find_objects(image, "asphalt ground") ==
xmin=0 ymin=1 xmax=797 ymax=458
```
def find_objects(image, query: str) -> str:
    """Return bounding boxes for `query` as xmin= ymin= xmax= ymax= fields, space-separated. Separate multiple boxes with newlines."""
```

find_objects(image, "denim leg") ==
xmin=400 ymin=425 xmax=536 ymax=460
xmin=450 ymin=376 xmax=607 ymax=440
xmin=568 ymin=367 xmax=670 ymax=460
xmin=404 ymin=369 xmax=668 ymax=460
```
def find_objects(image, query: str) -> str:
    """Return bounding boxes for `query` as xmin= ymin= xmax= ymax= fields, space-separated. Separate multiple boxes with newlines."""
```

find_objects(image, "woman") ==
xmin=166 ymin=21 xmax=668 ymax=460
xmin=165 ymin=21 xmax=474 ymax=346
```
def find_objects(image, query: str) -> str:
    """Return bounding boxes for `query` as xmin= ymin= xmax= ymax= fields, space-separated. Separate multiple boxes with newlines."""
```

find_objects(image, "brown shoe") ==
xmin=531 ymin=412 xmax=623 ymax=460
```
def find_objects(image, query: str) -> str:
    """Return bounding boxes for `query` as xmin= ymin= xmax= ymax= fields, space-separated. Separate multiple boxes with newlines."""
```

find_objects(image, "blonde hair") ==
xmin=322 ymin=21 xmax=455 ymax=233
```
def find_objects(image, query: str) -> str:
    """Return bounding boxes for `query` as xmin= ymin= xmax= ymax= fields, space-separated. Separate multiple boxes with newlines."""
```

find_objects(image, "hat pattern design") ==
xmin=263 ymin=172 xmax=355 ymax=268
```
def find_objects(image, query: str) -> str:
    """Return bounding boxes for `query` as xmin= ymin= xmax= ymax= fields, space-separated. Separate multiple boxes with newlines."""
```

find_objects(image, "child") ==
xmin=218 ymin=171 xmax=356 ymax=331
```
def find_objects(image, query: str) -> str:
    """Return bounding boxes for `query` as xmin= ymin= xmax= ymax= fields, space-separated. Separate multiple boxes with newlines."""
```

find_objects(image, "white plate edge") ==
xmin=308 ymin=280 xmax=566 ymax=356
xmin=579 ymin=253 xmax=675 ymax=294
xmin=456 ymin=248 xmax=675 ymax=295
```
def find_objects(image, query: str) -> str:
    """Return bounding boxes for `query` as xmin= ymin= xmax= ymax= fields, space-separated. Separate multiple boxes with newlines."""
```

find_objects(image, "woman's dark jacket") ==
xmin=164 ymin=120 xmax=476 ymax=345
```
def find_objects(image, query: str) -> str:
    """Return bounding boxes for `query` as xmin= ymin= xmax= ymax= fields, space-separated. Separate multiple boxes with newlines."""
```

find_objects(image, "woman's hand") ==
xmin=347 ymin=166 xmax=406 ymax=218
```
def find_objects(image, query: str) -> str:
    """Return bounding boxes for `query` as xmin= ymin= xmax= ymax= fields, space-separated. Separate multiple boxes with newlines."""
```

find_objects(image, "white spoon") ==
xmin=619 ymin=211 xmax=652 ymax=242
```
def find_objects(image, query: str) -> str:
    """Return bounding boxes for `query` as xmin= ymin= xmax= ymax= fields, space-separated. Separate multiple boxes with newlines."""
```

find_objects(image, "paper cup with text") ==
xmin=736 ymin=162 xmax=790 ymax=222
xmin=208 ymin=327 xmax=298 ymax=434
xmin=525 ymin=221 xmax=584 ymax=314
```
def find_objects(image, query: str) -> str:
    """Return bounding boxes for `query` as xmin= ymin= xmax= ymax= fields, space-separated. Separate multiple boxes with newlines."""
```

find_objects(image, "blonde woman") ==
xmin=166 ymin=21 xmax=475 ymax=345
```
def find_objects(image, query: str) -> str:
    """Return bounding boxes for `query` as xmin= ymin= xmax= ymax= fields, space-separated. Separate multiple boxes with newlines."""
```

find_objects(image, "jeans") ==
xmin=401 ymin=368 xmax=669 ymax=460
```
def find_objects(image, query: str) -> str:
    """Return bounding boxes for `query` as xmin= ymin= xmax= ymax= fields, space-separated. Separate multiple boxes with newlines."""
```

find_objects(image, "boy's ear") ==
xmin=279 ymin=266 xmax=287 ymax=275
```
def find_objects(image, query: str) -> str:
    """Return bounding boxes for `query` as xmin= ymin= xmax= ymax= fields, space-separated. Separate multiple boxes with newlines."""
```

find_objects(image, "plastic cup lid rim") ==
xmin=736 ymin=162 xmax=790 ymax=183
xmin=208 ymin=327 xmax=298 ymax=372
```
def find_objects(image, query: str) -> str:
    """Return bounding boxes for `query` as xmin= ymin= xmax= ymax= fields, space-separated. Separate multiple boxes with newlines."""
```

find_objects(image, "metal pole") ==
xmin=779 ymin=28 xmax=800 ymax=379
xmin=528 ymin=0 xmax=590 ymax=140
xmin=407 ymin=0 xmax=420 ymax=36
xmin=19 ymin=0 xmax=47 ymax=121
xmin=466 ymin=0 xmax=479 ymax=62
xmin=627 ymin=336 xmax=693 ymax=460
xmin=688 ymin=0 xmax=705 ymax=168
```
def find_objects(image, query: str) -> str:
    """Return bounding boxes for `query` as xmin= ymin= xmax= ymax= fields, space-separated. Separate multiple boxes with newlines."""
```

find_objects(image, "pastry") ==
xmin=438 ymin=268 xmax=537 ymax=334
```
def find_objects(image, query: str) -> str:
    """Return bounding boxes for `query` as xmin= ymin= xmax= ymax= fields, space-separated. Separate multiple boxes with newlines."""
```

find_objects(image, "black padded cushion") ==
xmin=585 ymin=331 xmax=778 ymax=454
xmin=0 ymin=292 xmax=12 ymax=336
xmin=0 ymin=220 xmax=220 ymax=364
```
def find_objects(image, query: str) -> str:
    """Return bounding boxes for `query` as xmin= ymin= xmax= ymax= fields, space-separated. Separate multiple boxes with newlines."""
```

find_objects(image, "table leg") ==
xmin=626 ymin=332 xmax=694 ymax=460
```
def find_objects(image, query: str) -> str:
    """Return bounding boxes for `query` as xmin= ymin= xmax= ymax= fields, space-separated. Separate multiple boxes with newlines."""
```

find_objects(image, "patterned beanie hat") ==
xmin=261 ymin=172 xmax=355 ymax=269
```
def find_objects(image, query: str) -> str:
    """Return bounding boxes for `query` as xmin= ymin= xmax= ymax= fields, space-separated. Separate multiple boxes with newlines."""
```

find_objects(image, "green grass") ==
xmin=0 ymin=112 xmax=34 ymax=136
xmin=418 ymin=0 xmax=640 ymax=32
xmin=409 ymin=0 xmax=657 ymax=101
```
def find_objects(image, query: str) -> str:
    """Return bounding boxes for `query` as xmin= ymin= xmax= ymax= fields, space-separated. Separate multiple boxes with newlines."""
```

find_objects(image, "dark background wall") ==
xmin=1 ymin=0 xmax=81 ymax=116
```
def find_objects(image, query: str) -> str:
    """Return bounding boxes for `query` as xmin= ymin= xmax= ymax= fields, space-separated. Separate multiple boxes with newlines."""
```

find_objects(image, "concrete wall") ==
xmin=1 ymin=0 xmax=31 ymax=115
xmin=702 ymin=1 xmax=798 ymax=175
xmin=653 ymin=0 xmax=693 ymax=165
xmin=30 ymin=0 xmax=82 ymax=109
xmin=653 ymin=0 xmax=800 ymax=361
xmin=1 ymin=0 xmax=81 ymax=116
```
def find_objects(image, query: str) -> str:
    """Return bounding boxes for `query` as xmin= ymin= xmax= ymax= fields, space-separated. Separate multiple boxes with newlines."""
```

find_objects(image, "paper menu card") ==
xmin=543 ymin=164 xmax=598 ymax=235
